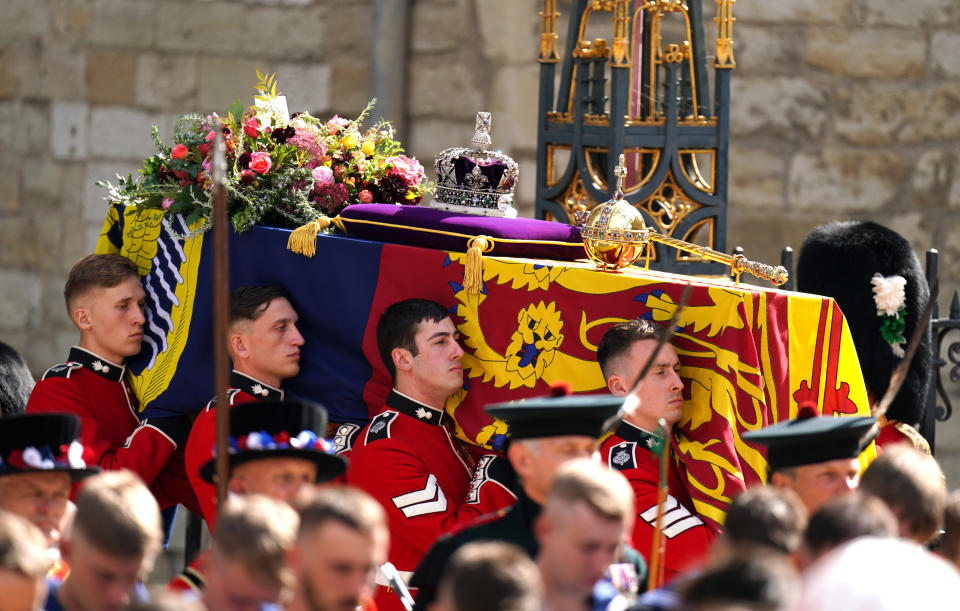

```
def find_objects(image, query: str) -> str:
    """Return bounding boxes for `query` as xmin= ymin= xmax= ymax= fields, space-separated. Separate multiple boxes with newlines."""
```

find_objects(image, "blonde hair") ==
xmin=72 ymin=470 xmax=161 ymax=560
xmin=214 ymin=495 xmax=299 ymax=588
xmin=0 ymin=509 xmax=50 ymax=578
xmin=545 ymin=458 xmax=634 ymax=524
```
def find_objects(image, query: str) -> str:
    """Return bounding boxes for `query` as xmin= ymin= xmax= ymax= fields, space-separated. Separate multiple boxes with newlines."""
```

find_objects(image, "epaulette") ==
xmin=41 ymin=362 xmax=82 ymax=380
xmin=608 ymin=441 xmax=638 ymax=471
xmin=893 ymin=421 xmax=932 ymax=455
xmin=332 ymin=423 xmax=363 ymax=455
xmin=365 ymin=411 xmax=398 ymax=445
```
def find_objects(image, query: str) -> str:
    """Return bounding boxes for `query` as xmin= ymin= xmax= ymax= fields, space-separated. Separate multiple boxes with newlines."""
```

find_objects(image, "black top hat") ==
xmin=485 ymin=392 xmax=624 ymax=441
xmin=797 ymin=221 xmax=931 ymax=427
xmin=199 ymin=399 xmax=346 ymax=484
xmin=743 ymin=408 xmax=877 ymax=472
xmin=0 ymin=413 xmax=99 ymax=480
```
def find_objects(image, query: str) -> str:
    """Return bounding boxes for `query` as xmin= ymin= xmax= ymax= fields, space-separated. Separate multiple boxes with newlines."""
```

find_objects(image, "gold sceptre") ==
xmin=575 ymin=154 xmax=789 ymax=286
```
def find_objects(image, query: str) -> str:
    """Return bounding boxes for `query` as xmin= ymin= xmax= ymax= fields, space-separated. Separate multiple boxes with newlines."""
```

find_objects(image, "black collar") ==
xmin=615 ymin=420 xmax=661 ymax=450
xmin=386 ymin=390 xmax=445 ymax=426
xmin=230 ymin=371 xmax=284 ymax=401
xmin=69 ymin=347 xmax=125 ymax=383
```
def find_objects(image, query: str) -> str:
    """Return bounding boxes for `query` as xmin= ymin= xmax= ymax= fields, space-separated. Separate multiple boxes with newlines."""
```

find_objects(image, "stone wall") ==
xmin=1 ymin=0 xmax=959 ymax=448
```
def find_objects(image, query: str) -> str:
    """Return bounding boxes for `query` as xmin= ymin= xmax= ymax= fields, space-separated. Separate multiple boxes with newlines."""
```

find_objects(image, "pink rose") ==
xmin=161 ymin=197 xmax=174 ymax=210
xmin=387 ymin=155 xmax=424 ymax=185
xmin=359 ymin=189 xmax=374 ymax=203
xmin=326 ymin=115 xmax=350 ymax=134
xmin=171 ymin=144 xmax=188 ymax=160
xmin=249 ymin=151 xmax=272 ymax=174
xmin=312 ymin=165 xmax=334 ymax=186
xmin=244 ymin=117 xmax=261 ymax=138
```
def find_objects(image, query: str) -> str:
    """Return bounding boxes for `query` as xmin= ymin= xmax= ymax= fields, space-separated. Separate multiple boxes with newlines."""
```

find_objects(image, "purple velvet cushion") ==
xmin=339 ymin=204 xmax=585 ymax=261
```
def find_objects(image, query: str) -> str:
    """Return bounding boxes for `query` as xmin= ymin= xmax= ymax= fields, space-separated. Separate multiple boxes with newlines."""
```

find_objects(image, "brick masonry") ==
xmin=1 ymin=0 xmax=959 ymax=479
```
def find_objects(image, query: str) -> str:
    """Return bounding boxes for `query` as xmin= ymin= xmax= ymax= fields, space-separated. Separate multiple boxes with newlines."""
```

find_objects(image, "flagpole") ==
xmin=212 ymin=127 xmax=231 ymax=511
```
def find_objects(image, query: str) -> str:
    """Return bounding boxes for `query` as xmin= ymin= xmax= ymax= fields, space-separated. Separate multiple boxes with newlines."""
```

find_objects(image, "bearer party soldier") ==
xmin=26 ymin=254 xmax=194 ymax=510
xmin=597 ymin=319 xmax=714 ymax=584
xmin=169 ymin=399 xmax=346 ymax=596
xmin=185 ymin=285 xmax=306 ymax=527
xmin=345 ymin=299 xmax=517 ymax=611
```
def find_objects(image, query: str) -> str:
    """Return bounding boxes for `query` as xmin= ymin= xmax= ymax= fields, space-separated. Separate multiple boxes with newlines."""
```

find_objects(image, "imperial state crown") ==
xmin=431 ymin=112 xmax=519 ymax=218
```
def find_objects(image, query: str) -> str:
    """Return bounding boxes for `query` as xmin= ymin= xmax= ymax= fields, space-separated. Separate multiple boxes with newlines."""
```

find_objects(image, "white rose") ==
xmin=871 ymin=274 xmax=906 ymax=317
xmin=67 ymin=441 xmax=86 ymax=469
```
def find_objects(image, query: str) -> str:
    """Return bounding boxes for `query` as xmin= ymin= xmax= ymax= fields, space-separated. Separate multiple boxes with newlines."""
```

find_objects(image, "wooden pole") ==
xmin=212 ymin=127 xmax=231 ymax=511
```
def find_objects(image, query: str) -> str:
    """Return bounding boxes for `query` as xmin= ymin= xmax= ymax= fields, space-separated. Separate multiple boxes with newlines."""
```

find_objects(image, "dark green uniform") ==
xmin=410 ymin=462 xmax=647 ymax=609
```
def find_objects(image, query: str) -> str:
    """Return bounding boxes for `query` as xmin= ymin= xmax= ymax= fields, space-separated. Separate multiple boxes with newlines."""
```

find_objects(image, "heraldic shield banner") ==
xmin=96 ymin=203 xmax=871 ymax=529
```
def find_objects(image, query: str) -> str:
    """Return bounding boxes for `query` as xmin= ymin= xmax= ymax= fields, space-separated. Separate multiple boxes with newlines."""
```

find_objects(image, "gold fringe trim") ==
xmin=286 ymin=216 xmax=337 ymax=257
xmin=465 ymin=236 xmax=494 ymax=294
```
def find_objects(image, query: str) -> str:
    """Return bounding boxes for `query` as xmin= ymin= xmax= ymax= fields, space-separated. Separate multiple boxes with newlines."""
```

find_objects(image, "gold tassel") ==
xmin=464 ymin=236 xmax=493 ymax=295
xmin=286 ymin=216 xmax=333 ymax=257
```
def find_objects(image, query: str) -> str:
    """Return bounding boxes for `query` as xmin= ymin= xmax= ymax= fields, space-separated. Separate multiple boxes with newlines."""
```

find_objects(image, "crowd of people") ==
xmin=1 ymin=250 xmax=959 ymax=611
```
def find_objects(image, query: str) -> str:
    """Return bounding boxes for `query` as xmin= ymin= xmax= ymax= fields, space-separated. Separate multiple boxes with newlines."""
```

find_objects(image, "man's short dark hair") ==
xmin=596 ymin=318 xmax=666 ymax=381
xmin=376 ymin=299 xmax=450 ymax=381
xmin=858 ymin=444 xmax=945 ymax=544
xmin=679 ymin=550 xmax=798 ymax=611
xmin=230 ymin=285 xmax=292 ymax=325
xmin=438 ymin=541 xmax=542 ymax=611
xmin=295 ymin=486 xmax=386 ymax=541
xmin=64 ymin=254 xmax=139 ymax=313
xmin=802 ymin=492 xmax=897 ymax=558
xmin=724 ymin=486 xmax=807 ymax=555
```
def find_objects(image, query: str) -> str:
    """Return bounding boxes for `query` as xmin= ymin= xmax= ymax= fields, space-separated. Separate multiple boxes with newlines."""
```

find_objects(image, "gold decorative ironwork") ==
xmin=715 ymin=0 xmax=736 ymax=69
xmin=637 ymin=0 xmax=704 ymax=121
xmin=612 ymin=0 xmax=631 ymax=66
xmin=546 ymin=111 xmax=573 ymax=123
xmin=546 ymin=144 xmax=571 ymax=187
xmin=638 ymin=171 xmax=700 ymax=237
xmin=678 ymin=150 xmax=715 ymax=194
xmin=559 ymin=173 xmax=595 ymax=222
xmin=539 ymin=0 xmax=560 ymax=64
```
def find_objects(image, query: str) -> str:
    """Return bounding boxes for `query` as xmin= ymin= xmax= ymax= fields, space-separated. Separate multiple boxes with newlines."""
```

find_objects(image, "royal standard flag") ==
xmin=96 ymin=203 xmax=871 ymax=529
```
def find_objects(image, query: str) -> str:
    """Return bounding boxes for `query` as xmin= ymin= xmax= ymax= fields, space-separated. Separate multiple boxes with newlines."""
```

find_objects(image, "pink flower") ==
xmin=359 ymin=189 xmax=374 ymax=203
xmin=249 ymin=151 xmax=272 ymax=174
xmin=288 ymin=125 xmax=327 ymax=160
xmin=171 ymin=144 xmax=188 ymax=160
xmin=202 ymin=157 xmax=212 ymax=175
xmin=312 ymin=165 xmax=334 ymax=186
xmin=205 ymin=131 xmax=216 ymax=141
xmin=326 ymin=115 xmax=351 ymax=134
xmin=387 ymin=155 xmax=424 ymax=185
xmin=161 ymin=197 xmax=174 ymax=210
xmin=244 ymin=117 xmax=261 ymax=138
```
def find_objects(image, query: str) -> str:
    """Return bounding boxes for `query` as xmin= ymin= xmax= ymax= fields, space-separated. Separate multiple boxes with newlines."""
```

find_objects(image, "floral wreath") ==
xmin=871 ymin=273 xmax=907 ymax=358
xmin=0 ymin=441 xmax=87 ymax=473
xmin=220 ymin=429 xmax=335 ymax=456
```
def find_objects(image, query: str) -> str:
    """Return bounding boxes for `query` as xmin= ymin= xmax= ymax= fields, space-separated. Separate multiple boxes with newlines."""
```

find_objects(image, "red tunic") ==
xmin=26 ymin=346 xmax=193 ymax=509
xmin=345 ymin=390 xmax=517 ymax=611
xmin=600 ymin=420 xmax=714 ymax=585
xmin=184 ymin=371 xmax=283 ymax=529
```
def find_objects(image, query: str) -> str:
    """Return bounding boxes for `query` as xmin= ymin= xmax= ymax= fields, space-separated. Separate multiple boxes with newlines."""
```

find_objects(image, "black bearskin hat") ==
xmin=797 ymin=221 xmax=931 ymax=428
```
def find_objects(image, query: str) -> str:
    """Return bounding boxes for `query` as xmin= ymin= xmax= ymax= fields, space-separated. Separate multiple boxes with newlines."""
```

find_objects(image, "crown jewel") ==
xmin=431 ymin=112 xmax=518 ymax=218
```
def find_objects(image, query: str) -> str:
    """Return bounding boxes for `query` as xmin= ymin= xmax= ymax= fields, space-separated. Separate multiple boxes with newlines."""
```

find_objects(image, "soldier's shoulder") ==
xmin=39 ymin=361 xmax=83 ymax=380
